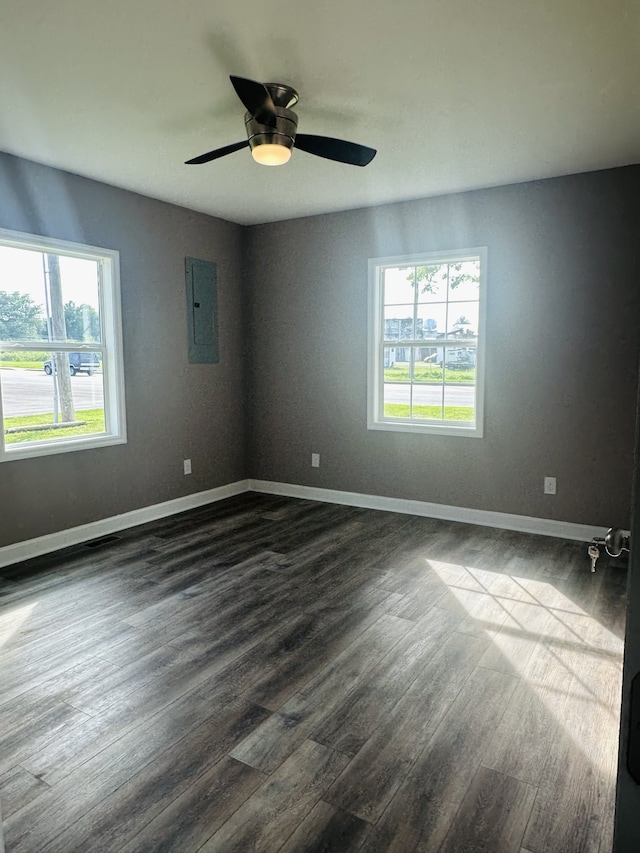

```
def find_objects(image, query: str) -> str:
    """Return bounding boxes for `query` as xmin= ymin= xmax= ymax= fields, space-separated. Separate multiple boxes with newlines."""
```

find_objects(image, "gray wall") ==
xmin=0 ymin=153 xmax=247 ymax=548
xmin=3 ymin=157 xmax=639 ymax=551
xmin=246 ymin=167 xmax=640 ymax=527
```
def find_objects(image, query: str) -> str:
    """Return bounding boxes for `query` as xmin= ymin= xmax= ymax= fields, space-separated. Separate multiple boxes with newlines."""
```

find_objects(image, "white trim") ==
xmin=0 ymin=226 xmax=117 ymax=260
xmin=0 ymin=480 xmax=249 ymax=568
xmin=1 ymin=477 xmax=618 ymax=570
xmin=0 ymin=229 xmax=126 ymax=461
xmin=366 ymin=419 xmax=482 ymax=438
xmin=248 ymin=479 xmax=613 ymax=542
xmin=368 ymin=248 xmax=487 ymax=438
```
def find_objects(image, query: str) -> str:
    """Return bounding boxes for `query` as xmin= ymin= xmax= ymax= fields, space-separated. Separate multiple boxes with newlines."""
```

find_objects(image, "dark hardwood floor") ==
xmin=0 ymin=493 xmax=626 ymax=852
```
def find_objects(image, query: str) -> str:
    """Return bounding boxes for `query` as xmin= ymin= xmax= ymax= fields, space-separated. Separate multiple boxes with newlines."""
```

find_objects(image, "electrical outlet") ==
xmin=183 ymin=458 xmax=192 ymax=475
xmin=544 ymin=476 xmax=556 ymax=495
xmin=311 ymin=453 xmax=320 ymax=468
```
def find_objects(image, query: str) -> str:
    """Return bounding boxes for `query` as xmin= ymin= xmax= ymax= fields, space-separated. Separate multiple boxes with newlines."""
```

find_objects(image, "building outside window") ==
xmin=0 ymin=228 xmax=126 ymax=461
xmin=368 ymin=248 xmax=487 ymax=437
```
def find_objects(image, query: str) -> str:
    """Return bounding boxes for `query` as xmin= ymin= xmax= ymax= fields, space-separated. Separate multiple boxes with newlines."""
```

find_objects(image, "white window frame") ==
xmin=0 ymin=227 xmax=127 ymax=461
xmin=368 ymin=247 xmax=487 ymax=438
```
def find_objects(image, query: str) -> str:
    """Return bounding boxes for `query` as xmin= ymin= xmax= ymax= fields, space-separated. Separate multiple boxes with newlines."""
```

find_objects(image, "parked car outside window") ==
xmin=43 ymin=352 xmax=100 ymax=376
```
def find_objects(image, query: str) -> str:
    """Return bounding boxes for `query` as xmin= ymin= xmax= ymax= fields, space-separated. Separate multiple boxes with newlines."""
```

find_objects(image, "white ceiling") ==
xmin=1 ymin=0 xmax=639 ymax=225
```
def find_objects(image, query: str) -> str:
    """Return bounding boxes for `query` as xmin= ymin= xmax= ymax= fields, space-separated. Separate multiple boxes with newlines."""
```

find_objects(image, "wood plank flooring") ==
xmin=0 ymin=493 xmax=626 ymax=852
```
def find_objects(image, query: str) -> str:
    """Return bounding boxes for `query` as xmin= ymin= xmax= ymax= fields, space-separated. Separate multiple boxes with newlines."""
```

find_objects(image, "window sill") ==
xmin=1 ymin=433 xmax=127 ymax=462
xmin=367 ymin=418 xmax=483 ymax=438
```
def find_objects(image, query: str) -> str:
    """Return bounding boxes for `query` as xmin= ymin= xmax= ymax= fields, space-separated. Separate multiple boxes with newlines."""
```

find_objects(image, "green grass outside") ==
xmin=4 ymin=408 xmax=105 ymax=444
xmin=2 ymin=360 xmax=47 ymax=370
xmin=1 ymin=352 xmax=48 ymax=371
xmin=1 ymin=353 xmax=102 ymax=371
xmin=384 ymin=403 xmax=474 ymax=421
xmin=384 ymin=365 xmax=475 ymax=383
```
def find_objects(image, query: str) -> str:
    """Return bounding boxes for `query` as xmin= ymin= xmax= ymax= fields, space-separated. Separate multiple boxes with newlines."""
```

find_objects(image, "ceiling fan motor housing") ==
xmin=245 ymin=107 xmax=298 ymax=153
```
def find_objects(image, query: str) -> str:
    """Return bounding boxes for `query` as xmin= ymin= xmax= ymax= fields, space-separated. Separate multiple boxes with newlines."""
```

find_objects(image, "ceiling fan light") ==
xmin=251 ymin=143 xmax=292 ymax=166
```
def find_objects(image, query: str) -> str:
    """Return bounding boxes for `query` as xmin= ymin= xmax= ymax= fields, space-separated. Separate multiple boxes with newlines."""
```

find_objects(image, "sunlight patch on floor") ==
xmin=428 ymin=558 xmax=623 ymax=780
xmin=0 ymin=601 xmax=38 ymax=649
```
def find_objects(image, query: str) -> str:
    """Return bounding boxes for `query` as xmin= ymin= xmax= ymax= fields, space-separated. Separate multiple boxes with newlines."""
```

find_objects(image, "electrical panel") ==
xmin=185 ymin=257 xmax=219 ymax=363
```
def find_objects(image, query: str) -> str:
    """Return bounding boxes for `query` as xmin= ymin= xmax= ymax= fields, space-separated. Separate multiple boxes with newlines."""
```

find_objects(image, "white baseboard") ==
xmin=0 ymin=480 xmax=250 ymax=569
xmin=0 ymin=477 xmax=613 ymax=570
xmin=248 ymin=479 xmax=611 ymax=542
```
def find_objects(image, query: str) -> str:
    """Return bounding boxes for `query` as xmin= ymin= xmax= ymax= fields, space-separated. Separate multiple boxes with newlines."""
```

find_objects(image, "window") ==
xmin=368 ymin=248 xmax=486 ymax=437
xmin=0 ymin=228 xmax=126 ymax=461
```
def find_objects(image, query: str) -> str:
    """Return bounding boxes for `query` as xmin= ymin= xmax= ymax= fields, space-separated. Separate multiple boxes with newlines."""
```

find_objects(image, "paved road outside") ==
xmin=1 ymin=372 xmax=473 ymax=420
xmin=384 ymin=381 xmax=475 ymax=407
xmin=1 ymin=369 xmax=104 ymax=418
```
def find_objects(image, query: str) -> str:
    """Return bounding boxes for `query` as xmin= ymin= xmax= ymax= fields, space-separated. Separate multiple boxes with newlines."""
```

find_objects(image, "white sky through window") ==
xmin=0 ymin=245 xmax=100 ymax=312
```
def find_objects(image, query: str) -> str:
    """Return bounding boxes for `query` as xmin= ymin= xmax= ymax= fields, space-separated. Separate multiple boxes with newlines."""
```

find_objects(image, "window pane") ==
xmin=384 ymin=307 xmax=414 ymax=341
xmin=411 ymin=381 xmax=444 ymax=420
xmin=447 ymin=302 xmax=479 ymax=336
xmin=0 ymin=246 xmax=101 ymax=345
xmin=383 ymin=380 xmax=411 ymax=418
xmin=0 ymin=246 xmax=48 ymax=342
xmin=415 ymin=263 xmax=449 ymax=302
xmin=416 ymin=303 xmax=446 ymax=339
xmin=443 ymin=345 xmax=476 ymax=380
xmin=383 ymin=347 xmax=409 ymax=381
xmin=1 ymin=349 xmax=105 ymax=448
xmin=447 ymin=260 xmax=481 ymax=302
xmin=413 ymin=347 xmax=443 ymax=383
xmin=444 ymin=382 xmax=475 ymax=423
xmin=383 ymin=267 xmax=416 ymax=305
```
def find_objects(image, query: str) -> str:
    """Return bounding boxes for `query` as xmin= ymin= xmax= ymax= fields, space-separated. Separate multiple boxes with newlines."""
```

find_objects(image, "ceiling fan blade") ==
xmin=230 ymin=75 xmax=277 ymax=127
xmin=294 ymin=134 xmax=376 ymax=167
xmin=185 ymin=140 xmax=249 ymax=164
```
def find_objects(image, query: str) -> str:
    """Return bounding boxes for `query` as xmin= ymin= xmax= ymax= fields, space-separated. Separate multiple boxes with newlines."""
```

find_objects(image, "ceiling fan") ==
xmin=185 ymin=75 xmax=377 ymax=168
